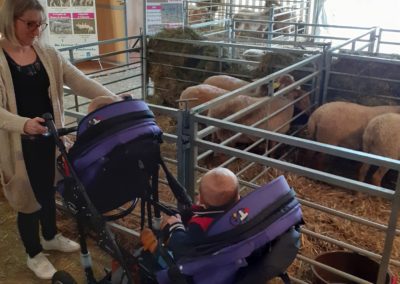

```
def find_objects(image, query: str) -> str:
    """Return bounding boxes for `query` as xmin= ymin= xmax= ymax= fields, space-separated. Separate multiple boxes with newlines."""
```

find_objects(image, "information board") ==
xmin=42 ymin=0 xmax=99 ymax=59
xmin=146 ymin=0 xmax=184 ymax=35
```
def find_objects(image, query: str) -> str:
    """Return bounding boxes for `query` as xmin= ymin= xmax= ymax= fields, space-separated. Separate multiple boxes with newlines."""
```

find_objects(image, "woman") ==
xmin=0 ymin=0 xmax=117 ymax=280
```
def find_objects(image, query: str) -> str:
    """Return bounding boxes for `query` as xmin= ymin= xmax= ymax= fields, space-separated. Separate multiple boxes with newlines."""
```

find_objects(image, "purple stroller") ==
xmin=41 ymin=98 xmax=302 ymax=284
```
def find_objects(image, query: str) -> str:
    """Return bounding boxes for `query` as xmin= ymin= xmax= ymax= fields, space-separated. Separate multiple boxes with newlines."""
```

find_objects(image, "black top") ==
xmin=4 ymin=51 xmax=53 ymax=118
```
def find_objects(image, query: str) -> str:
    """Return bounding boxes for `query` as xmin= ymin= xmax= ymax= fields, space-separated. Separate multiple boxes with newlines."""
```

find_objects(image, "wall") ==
xmin=126 ymin=0 xmax=143 ymax=37
xmin=96 ymin=0 xmax=128 ymax=63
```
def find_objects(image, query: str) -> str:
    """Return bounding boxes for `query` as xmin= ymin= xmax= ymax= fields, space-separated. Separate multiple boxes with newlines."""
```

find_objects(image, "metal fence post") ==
xmin=368 ymin=27 xmax=377 ymax=54
xmin=176 ymin=106 xmax=196 ymax=201
xmin=141 ymin=30 xmax=148 ymax=100
xmin=321 ymin=44 xmax=332 ymax=104
xmin=267 ymin=7 xmax=274 ymax=47
xmin=377 ymin=175 xmax=400 ymax=284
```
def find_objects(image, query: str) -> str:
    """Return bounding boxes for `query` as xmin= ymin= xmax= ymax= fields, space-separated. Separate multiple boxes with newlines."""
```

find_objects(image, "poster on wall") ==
xmin=41 ymin=0 xmax=99 ymax=59
xmin=146 ymin=0 xmax=184 ymax=35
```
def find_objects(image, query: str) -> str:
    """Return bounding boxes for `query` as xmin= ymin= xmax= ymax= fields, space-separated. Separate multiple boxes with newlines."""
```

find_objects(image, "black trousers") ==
xmin=17 ymin=137 xmax=57 ymax=258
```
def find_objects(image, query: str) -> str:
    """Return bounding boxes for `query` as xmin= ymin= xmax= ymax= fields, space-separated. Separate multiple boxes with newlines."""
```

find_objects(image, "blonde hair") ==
xmin=0 ymin=0 xmax=46 ymax=46
xmin=199 ymin=167 xmax=239 ymax=209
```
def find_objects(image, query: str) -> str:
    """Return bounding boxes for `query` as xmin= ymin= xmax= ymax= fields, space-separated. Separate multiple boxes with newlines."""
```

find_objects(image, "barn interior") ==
xmin=1 ymin=0 xmax=400 ymax=283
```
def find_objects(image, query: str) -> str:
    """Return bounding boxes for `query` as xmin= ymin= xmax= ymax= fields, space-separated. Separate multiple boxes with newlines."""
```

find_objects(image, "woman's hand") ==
xmin=23 ymin=117 xmax=48 ymax=135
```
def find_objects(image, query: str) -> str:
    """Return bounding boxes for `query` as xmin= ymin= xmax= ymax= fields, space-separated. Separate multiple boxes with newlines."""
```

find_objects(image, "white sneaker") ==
xmin=27 ymin=252 xmax=57 ymax=280
xmin=41 ymin=233 xmax=80 ymax=252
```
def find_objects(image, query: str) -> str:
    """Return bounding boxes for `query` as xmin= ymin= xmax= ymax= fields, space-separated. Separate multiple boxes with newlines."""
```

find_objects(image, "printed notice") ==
xmin=44 ymin=0 xmax=99 ymax=59
xmin=146 ymin=0 xmax=184 ymax=35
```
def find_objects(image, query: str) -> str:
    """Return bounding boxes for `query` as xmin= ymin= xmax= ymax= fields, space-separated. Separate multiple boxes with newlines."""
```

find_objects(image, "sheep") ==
xmin=179 ymin=73 xmax=308 ymax=115
xmin=72 ymin=0 xmax=93 ymax=5
xmin=358 ymin=113 xmax=400 ymax=187
xmin=178 ymin=84 xmax=228 ymax=112
xmin=49 ymin=0 xmax=69 ymax=6
xmin=271 ymin=9 xmax=293 ymax=34
xmin=50 ymin=21 xmax=72 ymax=34
xmin=207 ymin=75 xmax=308 ymax=147
xmin=208 ymin=95 xmax=293 ymax=145
xmin=203 ymin=75 xmax=251 ymax=92
xmin=233 ymin=1 xmax=292 ymax=40
xmin=265 ymin=0 xmax=282 ymax=7
xmin=233 ymin=9 xmax=269 ymax=39
xmin=307 ymin=101 xmax=400 ymax=170
xmin=241 ymin=49 xmax=268 ymax=61
xmin=195 ymin=0 xmax=221 ymax=15
xmin=188 ymin=5 xmax=209 ymax=23
xmin=178 ymin=74 xmax=291 ymax=112
xmin=75 ymin=23 xmax=95 ymax=33
xmin=275 ymin=74 xmax=310 ymax=115
xmin=203 ymin=74 xmax=299 ymax=98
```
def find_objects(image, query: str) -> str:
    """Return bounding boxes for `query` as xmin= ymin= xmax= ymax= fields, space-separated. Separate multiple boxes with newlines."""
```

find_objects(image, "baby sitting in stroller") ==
xmin=141 ymin=168 xmax=301 ymax=284
xmin=162 ymin=167 xmax=240 ymax=259
xmin=142 ymin=167 xmax=239 ymax=254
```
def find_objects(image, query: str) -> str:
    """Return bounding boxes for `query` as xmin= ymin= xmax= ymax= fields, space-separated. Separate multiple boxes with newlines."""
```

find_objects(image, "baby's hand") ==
xmin=161 ymin=214 xmax=182 ymax=229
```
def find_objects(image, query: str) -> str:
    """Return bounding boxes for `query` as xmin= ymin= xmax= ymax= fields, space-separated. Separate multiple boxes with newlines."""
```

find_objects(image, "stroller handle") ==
xmin=21 ymin=126 xmax=77 ymax=140
xmin=58 ymin=126 xmax=78 ymax=136
xmin=43 ymin=113 xmax=77 ymax=136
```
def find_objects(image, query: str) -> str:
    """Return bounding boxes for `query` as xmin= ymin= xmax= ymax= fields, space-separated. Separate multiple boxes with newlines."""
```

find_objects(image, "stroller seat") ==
xmin=155 ymin=175 xmax=303 ymax=284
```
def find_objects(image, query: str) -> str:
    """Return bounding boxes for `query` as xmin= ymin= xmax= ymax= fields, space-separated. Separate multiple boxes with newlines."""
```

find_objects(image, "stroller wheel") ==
xmin=52 ymin=270 xmax=77 ymax=284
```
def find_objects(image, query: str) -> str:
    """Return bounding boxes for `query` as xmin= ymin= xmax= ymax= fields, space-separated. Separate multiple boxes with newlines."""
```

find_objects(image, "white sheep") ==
xmin=50 ymin=21 xmax=72 ymax=34
xmin=233 ymin=1 xmax=292 ymax=40
xmin=307 ymin=101 xmax=400 ymax=169
xmin=203 ymin=75 xmax=251 ymax=92
xmin=73 ymin=0 xmax=93 ymax=5
xmin=195 ymin=0 xmax=221 ymax=15
xmin=75 ymin=23 xmax=94 ymax=33
xmin=358 ymin=113 xmax=400 ymax=186
xmin=208 ymin=95 xmax=293 ymax=145
xmin=233 ymin=9 xmax=269 ymax=39
xmin=207 ymin=75 xmax=308 ymax=146
xmin=188 ymin=5 xmax=209 ymax=23
xmin=265 ymin=0 xmax=281 ymax=7
xmin=178 ymin=84 xmax=228 ymax=112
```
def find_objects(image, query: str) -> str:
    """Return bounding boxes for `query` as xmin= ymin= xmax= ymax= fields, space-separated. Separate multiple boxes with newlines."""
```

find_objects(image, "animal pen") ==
xmin=59 ymin=1 xmax=400 ymax=283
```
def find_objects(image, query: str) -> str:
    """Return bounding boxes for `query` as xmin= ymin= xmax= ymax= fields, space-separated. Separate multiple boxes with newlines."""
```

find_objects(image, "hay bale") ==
xmin=328 ymin=56 xmax=400 ymax=105
xmin=251 ymin=51 xmax=304 ymax=79
xmin=147 ymin=27 xmax=250 ymax=108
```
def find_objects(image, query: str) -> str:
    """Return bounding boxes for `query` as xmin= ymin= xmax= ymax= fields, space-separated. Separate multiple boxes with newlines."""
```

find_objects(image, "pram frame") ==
xmin=43 ymin=112 xmax=135 ymax=284
xmin=43 ymin=110 xmax=191 ymax=284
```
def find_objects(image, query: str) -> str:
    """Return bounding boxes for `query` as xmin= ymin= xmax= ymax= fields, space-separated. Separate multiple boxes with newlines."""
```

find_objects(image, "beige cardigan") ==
xmin=0 ymin=40 xmax=115 ymax=213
